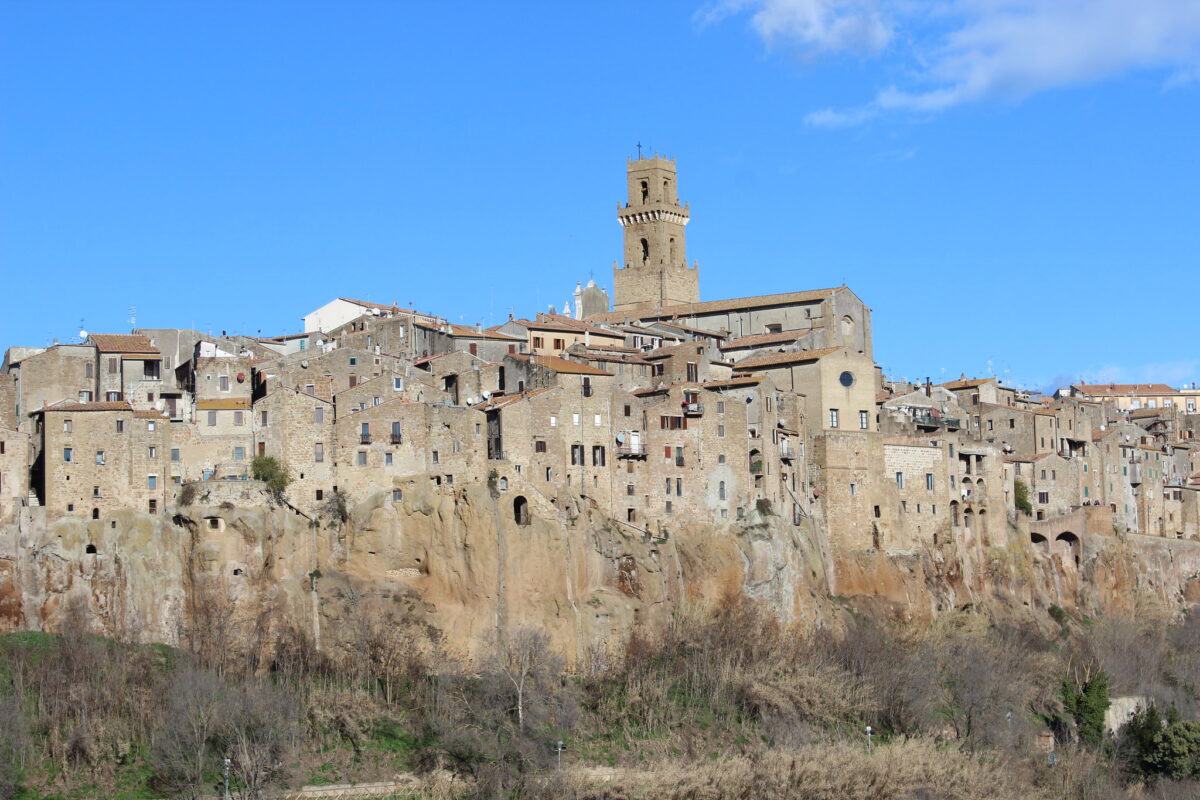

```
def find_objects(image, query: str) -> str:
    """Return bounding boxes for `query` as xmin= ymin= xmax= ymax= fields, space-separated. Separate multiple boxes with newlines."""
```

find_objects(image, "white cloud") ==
xmin=713 ymin=0 xmax=1200 ymax=125
xmin=699 ymin=0 xmax=894 ymax=56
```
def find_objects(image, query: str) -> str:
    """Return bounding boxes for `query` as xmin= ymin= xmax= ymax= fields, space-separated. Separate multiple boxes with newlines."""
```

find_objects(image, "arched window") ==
xmin=91 ymin=508 xmax=99 ymax=520
xmin=718 ymin=481 xmax=726 ymax=501
xmin=669 ymin=237 xmax=677 ymax=265
xmin=841 ymin=315 xmax=855 ymax=340
xmin=85 ymin=543 xmax=97 ymax=554
xmin=640 ymin=180 xmax=649 ymax=203
xmin=640 ymin=238 xmax=649 ymax=263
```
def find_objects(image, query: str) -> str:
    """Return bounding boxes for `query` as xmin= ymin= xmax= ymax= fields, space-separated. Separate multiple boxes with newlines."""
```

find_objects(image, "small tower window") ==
xmin=640 ymin=180 xmax=648 ymax=203
xmin=640 ymin=238 xmax=649 ymax=263
xmin=669 ymin=237 xmax=677 ymax=265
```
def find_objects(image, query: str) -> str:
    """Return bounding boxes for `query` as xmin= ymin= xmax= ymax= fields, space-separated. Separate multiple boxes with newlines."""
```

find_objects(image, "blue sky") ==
xmin=2 ymin=1 xmax=1198 ymax=392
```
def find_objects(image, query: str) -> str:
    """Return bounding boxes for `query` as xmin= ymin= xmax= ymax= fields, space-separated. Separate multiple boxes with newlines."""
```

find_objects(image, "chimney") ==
xmin=925 ymin=377 xmax=932 ymax=397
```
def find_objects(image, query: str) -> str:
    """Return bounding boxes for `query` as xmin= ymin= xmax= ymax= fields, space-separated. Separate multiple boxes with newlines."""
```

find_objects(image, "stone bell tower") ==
xmin=612 ymin=154 xmax=700 ymax=313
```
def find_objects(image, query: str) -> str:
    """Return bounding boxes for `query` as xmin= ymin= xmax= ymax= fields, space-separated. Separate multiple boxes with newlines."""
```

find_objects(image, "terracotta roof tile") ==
xmin=89 ymin=334 xmax=159 ymax=354
xmin=731 ymin=347 xmax=843 ymax=371
xmin=590 ymin=287 xmax=840 ymax=322
xmin=511 ymin=354 xmax=614 ymax=376
xmin=720 ymin=329 xmax=809 ymax=350
xmin=195 ymin=398 xmax=251 ymax=410
xmin=41 ymin=400 xmax=131 ymax=413
xmin=1073 ymin=383 xmax=1178 ymax=396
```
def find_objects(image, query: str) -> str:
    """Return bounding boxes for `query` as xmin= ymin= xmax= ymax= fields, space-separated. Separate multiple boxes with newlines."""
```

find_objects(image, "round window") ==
xmin=839 ymin=371 xmax=855 ymax=388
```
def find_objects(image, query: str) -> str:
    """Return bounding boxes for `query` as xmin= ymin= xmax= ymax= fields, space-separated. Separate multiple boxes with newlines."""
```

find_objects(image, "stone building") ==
xmin=36 ymin=401 xmax=171 ymax=519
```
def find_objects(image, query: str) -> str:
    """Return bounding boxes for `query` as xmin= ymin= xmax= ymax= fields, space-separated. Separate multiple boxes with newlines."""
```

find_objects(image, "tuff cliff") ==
xmin=2 ymin=476 xmax=1199 ymax=658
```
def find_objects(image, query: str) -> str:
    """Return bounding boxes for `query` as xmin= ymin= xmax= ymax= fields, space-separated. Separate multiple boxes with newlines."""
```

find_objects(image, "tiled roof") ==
xmin=196 ymin=398 xmax=251 ymax=410
xmin=475 ymin=387 xmax=555 ymax=411
xmin=731 ymin=347 xmax=843 ymax=371
xmin=591 ymin=287 xmax=840 ymax=322
xmin=576 ymin=353 xmax=651 ymax=365
xmin=939 ymin=377 xmax=994 ymax=390
xmin=720 ymin=329 xmax=809 ymax=350
xmin=1129 ymin=407 xmax=1169 ymax=419
xmin=704 ymin=376 xmax=766 ymax=390
xmin=1073 ymin=383 xmax=1178 ymax=396
xmin=645 ymin=341 xmax=709 ymax=360
xmin=41 ymin=400 xmax=131 ymax=413
xmin=133 ymin=409 xmax=168 ymax=419
xmin=511 ymin=354 xmax=614 ymax=376
xmin=90 ymin=334 xmax=159 ymax=354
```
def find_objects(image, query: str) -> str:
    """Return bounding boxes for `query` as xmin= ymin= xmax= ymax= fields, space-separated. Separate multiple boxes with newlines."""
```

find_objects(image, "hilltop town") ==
xmin=2 ymin=154 xmax=1200 ymax=624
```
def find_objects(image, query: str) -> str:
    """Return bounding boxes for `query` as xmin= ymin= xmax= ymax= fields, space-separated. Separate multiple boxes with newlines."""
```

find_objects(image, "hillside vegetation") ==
xmin=4 ymin=594 xmax=1200 ymax=799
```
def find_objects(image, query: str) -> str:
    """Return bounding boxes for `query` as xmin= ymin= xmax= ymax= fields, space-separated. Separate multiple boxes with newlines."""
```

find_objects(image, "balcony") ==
xmin=780 ymin=441 xmax=795 ymax=461
xmin=750 ymin=459 xmax=764 ymax=476
xmin=390 ymin=435 xmax=403 ymax=445
xmin=360 ymin=434 xmax=372 ymax=445
xmin=617 ymin=443 xmax=647 ymax=458
xmin=683 ymin=401 xmax=703 ymax=417
xmin=675 ymin=456 xmax=685 ymax=467
xmin=912 ymin=411 xmax=961 ymax=430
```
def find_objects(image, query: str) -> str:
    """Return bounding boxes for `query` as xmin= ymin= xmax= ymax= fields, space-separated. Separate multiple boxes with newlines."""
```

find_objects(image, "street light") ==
xmin=556 ymin=740 xmax=566 ymax=769
xmin=865 ymin=725 xmax=874 ymax=753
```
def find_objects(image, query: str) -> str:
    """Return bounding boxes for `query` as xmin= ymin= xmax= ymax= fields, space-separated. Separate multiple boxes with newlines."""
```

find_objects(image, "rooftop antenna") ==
xmin=128 ymin=306 xmax=137 ymax=329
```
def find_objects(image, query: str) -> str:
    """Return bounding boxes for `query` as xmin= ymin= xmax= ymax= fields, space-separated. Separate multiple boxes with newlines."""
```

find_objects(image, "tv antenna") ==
xmin=128 ymin=306 xmax=137 ymax=328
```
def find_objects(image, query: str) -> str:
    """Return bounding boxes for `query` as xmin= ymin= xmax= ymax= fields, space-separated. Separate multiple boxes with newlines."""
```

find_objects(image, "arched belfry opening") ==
xmin=640 ymin=180 xmax=649 ymax=203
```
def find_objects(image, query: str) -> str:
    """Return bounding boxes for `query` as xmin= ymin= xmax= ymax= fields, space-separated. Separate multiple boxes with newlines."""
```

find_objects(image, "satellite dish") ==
xmin=301 ymin=360 xmax=309 ymax=368
xmin=615 ymin=433 xmax=625 ymax=444
xmin=79 ymin=329 xmax=88 ymax=341
xmin=481 ymin=390 xmax=491 ymax=400
xmin=467 ymin=396 xmax=477 ymax=406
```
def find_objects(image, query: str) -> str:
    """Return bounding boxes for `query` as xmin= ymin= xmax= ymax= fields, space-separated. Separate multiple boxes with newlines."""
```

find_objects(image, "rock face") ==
xmin=3 ymin=475 xmax=1200 ymax=659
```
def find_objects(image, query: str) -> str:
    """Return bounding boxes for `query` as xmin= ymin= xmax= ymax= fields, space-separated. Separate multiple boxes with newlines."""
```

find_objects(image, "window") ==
xmin=306 ymin=383 xmax=315 ymax=394
xmin=148 ymin=499 xmax=157 ymax=514
xmin=572 ymin=413 xmax=580 ymax=426
xmin=234 ymin=411 xmax=244 ymax=426
xmin=95 ymin=451 xmax=105 ymax=465
xmin=260 ymin=411 xmax=268 ymax=425
xmin=385 ymin=452 xmax=393 ymax=466
xmin=718 ymin=454 xmax=726 ymax=464
xmin=233 ymin=447 xmax=245 ymax=461
xmin=357 ymin=451 xmax=367 ymax=466
xmin=171 ymin=448 xmax=180 ymax=462
xmin=349 ymin=375 xmax=357 ymax=388
xmin=92 ymin=485 xmax=100 ymax=497
xmin=624 ymin=404 xmax=631 ymax=417
xmin=553 ymin=338 xmax=565 ymax=350
xmin=314 ymin=443 xmax=324 ymax=462
xmin=373 ymin=396 xmax=381 ymax=406
xmin=148 ymin=446 xmax=157 ymax=459
xmin=676 ymin=477 xmax=683 ymax=496
xmin=106 ymin=391 xmax=121 ymax=401
xmin=115 ymin=420 xmax=124 ymax=433
xmin=895 ymin=471 xmax=904 ymax=488
xmin=592 ymin=445 xmax=606 ymax=466
xmin=391 ymin=421 xmax=402 ymax=443
xmin=718 ymin=481 xmax=726 ymax=500
xmin=594 ymin=414 xmax=602 ymax=427
xmin=79 ymin=391 xmax=93 ymax=402
xmin=147 ymin=475 xmax=157 ymax=489
xmin=571 ymin=445 xmax=584 ymax=465
xmin=926 ymin=473 xmax=934 ymax=490
xmin=85 ymin=362 xmax=93 ymax=378
xmin=664 ymin=478 xmax=672 ymax=496
xmin=533 ymin=336 xmax=544 ymax=349
xmin=665 ymin=501 xmax=673 ymax=514
xmin=987 ymin=419 xmax=994 ymax=431
xmin=627 ymin=483 xmax=635 ymax=496
xmin=535 ymin=440 xmax=547 ymax=453
xmin=393 ymin=377 xmax=404 ymax=390
xmin=360 ymin=422 xmax=371 ymax=442
xmin=432 ymin=450 xmax=440 ymax=464
xmin=545 ymin=467 xmax=552 ymax=481
xmin=850 ymin=482 xmax=857 ymax=496
xmin=207 ymin=411 xmax=217 ymax=426
xmin=686 ymin=362 xmax=698 ymax=382
xmin=108 ymin=357 xmax=118 ymax=374
xmin=315 ymin=406 xmax=324 ymax=423
xmin=829 ymin=408 xmax=839 ymax=428
xmin=717 ymin=401 xmax=726 ymax=414
xmin=349 ymin=356 xmax=357 ymax=366
xmin=859 ymin=410 xmax=869 ymax=430
xmin=63 ymin=419 xmax=72 ymax=433
xmin=549 ymin=415 xmax=557 ymax=427
xmin=1038 ymin=491 xmax=1049 ymax=504
xmin=717 ymin=424 xmax=725 ymax=438
xmin=219 ymin=375 xmax=230 ymax=391
xmin=392 ymin=489 xmax=403 ymax=503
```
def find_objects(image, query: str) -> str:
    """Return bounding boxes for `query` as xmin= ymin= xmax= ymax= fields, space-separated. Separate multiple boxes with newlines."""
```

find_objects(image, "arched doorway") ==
xmin=513 ymin=496 xmax=530 ymax=526
xmin=1031 ymin=532 xmax=1049 ymax=553
xmin=1055 ymin=531 xmax=1080 ymax=566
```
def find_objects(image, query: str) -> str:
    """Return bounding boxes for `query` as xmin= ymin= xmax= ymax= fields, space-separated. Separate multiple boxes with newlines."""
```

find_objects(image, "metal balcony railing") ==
xmin=617 ymin=443 xmax=647 ymax=457
xmin=683 ymin=401 xmax=703 ymax=416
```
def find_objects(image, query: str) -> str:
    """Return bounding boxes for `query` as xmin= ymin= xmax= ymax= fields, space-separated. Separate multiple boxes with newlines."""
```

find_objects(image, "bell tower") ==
xmin=612 ymin=154 xmax=700 ymax=313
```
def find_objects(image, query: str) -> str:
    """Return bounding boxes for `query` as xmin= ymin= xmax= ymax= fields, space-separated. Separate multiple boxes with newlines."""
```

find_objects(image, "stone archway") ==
xmin=1055 ymin=531 xmax=1080 ymax=566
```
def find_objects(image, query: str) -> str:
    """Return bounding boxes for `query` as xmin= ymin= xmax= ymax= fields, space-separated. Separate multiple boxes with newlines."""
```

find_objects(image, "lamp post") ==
xmin=865 ymin=725 xmax=874 ymax=753
xmin=556 ymin=740 xmax=566 ymax=770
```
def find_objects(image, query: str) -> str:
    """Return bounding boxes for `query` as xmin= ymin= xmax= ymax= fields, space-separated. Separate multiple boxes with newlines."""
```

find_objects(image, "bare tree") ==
xmin=224 ymin=679 xmax=298 ymax=800
xmin=495 ymin=628 xmax=554 ymax=733
xmin=152 ymin=667 xmax=228 ymax=799
xmin=0 ymin=693 xmax=29 ymax=800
